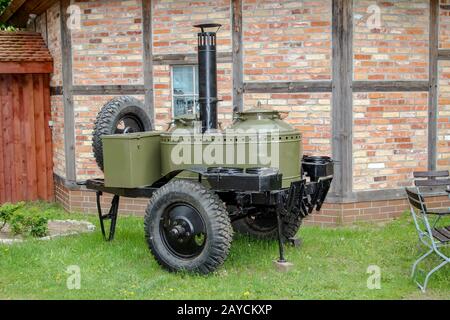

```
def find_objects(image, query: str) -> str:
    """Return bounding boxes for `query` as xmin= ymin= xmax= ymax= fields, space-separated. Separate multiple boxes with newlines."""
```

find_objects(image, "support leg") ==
xmin=96 ymin=191 xmax=120 ymax=241
xmin=273 ymin=193 xmax=293 ymax=272
xmin=276 ymin=203 xmax=286 ymax=263
xmin=411 ymin=248 xmax=433 ymax=278
xmin=422 ymin=259 xmax=449 ymax=292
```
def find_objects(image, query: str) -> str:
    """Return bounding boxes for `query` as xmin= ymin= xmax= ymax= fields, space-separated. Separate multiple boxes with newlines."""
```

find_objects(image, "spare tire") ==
xmin=92 ymin=96 xmax=152 ymax=171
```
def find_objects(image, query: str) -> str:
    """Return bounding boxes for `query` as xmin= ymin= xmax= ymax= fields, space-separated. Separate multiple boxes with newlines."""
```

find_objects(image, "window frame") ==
xmin=170 ymin=64 xmax=199 ymax=118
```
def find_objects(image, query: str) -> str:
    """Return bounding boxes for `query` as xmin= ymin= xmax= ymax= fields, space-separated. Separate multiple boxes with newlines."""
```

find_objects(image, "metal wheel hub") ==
xmin=161 ymin=203 xmax=207 ymax=258
xmin=168 ymin=218 xmax=193 ymax=240
xmin=114 ymin=114 xmax=145 ymax=134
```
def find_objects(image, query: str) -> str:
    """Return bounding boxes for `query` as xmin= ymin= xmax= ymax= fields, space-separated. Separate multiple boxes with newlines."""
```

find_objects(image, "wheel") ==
xmin=92 ymin=96 xmax=152 ymax=171
xmin=232 ymin=207 xmax=302 ymax=241
xmin=144 ymin=180 xmax=233 ymax=274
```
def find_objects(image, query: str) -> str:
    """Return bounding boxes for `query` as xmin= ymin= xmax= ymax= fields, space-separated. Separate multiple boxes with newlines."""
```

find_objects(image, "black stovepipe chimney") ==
xmin=195 ymin=23 xmax=221 ymax=133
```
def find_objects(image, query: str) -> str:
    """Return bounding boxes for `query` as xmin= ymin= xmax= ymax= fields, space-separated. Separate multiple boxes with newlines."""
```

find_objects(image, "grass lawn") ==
xmin=0 ymin=202 xmax=448 ymax=300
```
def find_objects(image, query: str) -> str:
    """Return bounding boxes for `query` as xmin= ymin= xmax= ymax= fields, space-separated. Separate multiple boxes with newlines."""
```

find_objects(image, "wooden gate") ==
xmin=0 ymin=32 xmax=54 ymax=203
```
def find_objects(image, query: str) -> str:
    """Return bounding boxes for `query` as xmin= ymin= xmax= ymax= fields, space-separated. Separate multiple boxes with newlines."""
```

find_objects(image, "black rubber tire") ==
xmin=144 ymin=180 xmax=233 ymax=274
xmin=232 ymin=210 xmax=302 ymax=241
xmin=92 ymin=96 xmax=152 ymax=171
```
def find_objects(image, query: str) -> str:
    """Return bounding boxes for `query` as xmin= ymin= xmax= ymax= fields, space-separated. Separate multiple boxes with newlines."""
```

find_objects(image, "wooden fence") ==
xmin=0 ymin=73 xmax=53 ymax=203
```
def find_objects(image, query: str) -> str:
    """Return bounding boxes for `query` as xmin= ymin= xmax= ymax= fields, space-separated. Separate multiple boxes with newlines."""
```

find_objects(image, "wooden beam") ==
xmin=352 ymin=80 xmax=429 ymax=92
xmin=54 ymin=80 xmax=433 ymax=96
xmin=0 ymin=61 xmax=53 ymax=74
xmin=438 ymin=49 xmax=450 ymax=60
xmin=331 ymin=0 xmax=353 ymax=199
xmin=428 ymin=0 xmax=439 ymax=171
xmin=26 ymin=0 xmax=58 ymax=17
xmin=51 ymin=85 xmax=146 ymax=96
xmin=0 ymin=0 xmax=27 ymax=24
xmin=60 ymin=0 xmax=76 ymax=182
xmin=142 ymin=0 xmax=154 ymax=125
xmin=244 ymin=81 xmax=332 ymax=93
xmin=232 ymin=0 xmax=244 ymax=113
xmin=152 ymin=52 xmax=233 ymax=65
xmin=8 ymin=0 xmax=58 ymax=27
xmin=71 ymin=85 xmax=146 ymax=95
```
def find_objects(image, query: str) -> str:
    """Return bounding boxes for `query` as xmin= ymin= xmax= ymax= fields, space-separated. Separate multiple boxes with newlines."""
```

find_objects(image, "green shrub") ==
xmin=0 ymin=203 xmax=49 ymax=237
xmin=0 ymin=202 xmax=25 ymax=231
xmin=9 ymin=207 xmax=49 ymax=238
xmin=0 ymin=24 xmax=16 ymax=31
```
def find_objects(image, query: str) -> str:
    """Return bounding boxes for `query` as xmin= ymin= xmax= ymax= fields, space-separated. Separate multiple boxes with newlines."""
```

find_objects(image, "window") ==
xmin=172 ymin=65 xmax=199 ymax=117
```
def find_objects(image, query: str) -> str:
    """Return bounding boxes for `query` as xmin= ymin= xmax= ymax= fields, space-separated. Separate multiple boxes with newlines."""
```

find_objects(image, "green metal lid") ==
xmin=235 ymin=109 xmax=281 ymax=120
xmin=229 ymin=108 xmax=297 ymax=134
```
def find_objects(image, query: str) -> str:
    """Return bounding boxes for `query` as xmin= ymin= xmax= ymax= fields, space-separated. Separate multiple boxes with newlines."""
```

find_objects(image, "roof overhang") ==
xmin=0 ymin=31 xmax=53 ymax=74
xmin=0 ymin=0 xmax=59 ymax=28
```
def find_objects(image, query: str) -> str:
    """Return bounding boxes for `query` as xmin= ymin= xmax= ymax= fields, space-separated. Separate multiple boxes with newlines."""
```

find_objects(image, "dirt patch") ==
xmin=0 ymin=220 xmax=95 ymax=244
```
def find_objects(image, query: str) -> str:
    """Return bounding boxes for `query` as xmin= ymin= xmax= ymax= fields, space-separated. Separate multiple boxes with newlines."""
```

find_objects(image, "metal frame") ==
xmin=96 ymin=192 xmax=120 ymax=241
xmin=85 ymin=165 xmax=333 ymax=265
xmin=405 ymin=187 xmax=450 ymax=292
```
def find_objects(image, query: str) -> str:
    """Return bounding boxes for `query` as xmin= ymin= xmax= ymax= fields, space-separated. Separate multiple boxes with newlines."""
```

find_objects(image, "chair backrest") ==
xmin=405 ymin=187 xmax=435 ymax=241
xmin=413 ymin=170 xmax=450 ymax=187
xmin=405 ymin=187 xmax=427 ymax=212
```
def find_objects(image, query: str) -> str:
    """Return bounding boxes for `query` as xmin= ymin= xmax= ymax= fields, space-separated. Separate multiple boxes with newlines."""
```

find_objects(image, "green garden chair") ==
xmin=405 ymin=187 xmax=449 ymax=292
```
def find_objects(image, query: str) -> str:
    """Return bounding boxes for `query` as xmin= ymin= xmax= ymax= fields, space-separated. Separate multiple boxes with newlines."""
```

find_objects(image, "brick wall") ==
xmin=438 ymin=61 xmax=450 ymax=169
xmin=152 ymin=64 xmax=171 ymax=130
xmin=152 ymin=0 xmax=231 ymax=54
xmin=71 ymin=0 xmax=144 ymax=85
xmin=36 ymin=2 xmax=65 ymax=178
xmin=242 ymin=0 xmax=332 ymax=82
xmin=244 ymin=92 xmax=332 ymax=155
xmin=353 ymin=0 xmax=429 ymax=81
xmin=46 ymin=2 xmax=63 ymax=87
xmin=241 ymin=0 xmax=333 ymax=155
xmin=440 ymin=0 xmax=450 ymax=49
xmin=353 ymin=92 xmax=428 ymax=191
xmin=305 ymin=195 xmax=450 ymax=226
xmin=51 ymin=95 xmax=66 ymax=178
xmin=352 ymin=0 xmax=431 ymax=192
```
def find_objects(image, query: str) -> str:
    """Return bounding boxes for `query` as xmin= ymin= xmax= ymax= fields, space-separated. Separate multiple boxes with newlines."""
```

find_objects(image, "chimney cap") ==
xmin=194 ymin=23 xmax=221 ymax=33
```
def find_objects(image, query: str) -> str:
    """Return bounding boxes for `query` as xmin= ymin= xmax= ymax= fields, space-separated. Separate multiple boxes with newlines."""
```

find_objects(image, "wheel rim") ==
xmin=114 ymin=114 xmax=145 ymax=134
xmin=160 ymin=203 xmax=207 ymax=259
